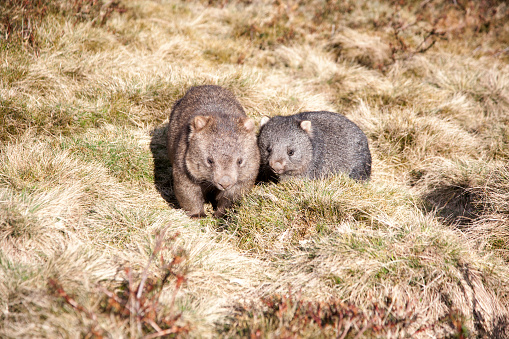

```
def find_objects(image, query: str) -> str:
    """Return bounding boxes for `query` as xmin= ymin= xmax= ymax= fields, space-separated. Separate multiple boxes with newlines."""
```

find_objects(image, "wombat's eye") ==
xmin=237 ymin=158 xmax=243 ymax=166
xmin=266 ymin=146 xmax=272 ymax=153
xmin=287 ymin=149 xmax=294 ymax=156
xmin=207 ymin=157 xmax=214 ymax=165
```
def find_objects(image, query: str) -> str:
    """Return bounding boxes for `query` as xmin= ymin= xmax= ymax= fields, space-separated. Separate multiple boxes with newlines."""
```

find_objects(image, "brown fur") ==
xmin=167 ymin=85 xmax=260 ymax=218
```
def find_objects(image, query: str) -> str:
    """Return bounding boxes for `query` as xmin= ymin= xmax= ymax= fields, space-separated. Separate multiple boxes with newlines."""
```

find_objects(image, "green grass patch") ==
xmin=59 ymin=132 xmax=153 ymax=183
xmin=0 ymin=195 xmax=41 ymax=240
xmin=221 ymin=176 xmax=418 ymax=253
xmin=0 ymin=98 xmax=80 ymax=142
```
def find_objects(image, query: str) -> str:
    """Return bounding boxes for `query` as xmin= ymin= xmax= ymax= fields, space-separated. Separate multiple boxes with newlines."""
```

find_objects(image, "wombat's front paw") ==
xmin=213 ymin=209 xmax=226 ymax=218
xmin=214 ymin=195 xmax=235 ymax=218
xmin=188 ymin=210 xmax=207 ymax=219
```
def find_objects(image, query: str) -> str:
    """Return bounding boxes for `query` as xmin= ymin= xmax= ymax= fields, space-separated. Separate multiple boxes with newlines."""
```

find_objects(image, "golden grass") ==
xmin=1 ymin=0 xmax=509 ymax=337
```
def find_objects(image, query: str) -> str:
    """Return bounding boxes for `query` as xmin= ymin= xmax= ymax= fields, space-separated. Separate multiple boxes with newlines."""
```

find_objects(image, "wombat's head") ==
xmin=185 ymin=115 xmax=259 ymax=190
xmin=258 ymin=116 xmax=313 ymax=176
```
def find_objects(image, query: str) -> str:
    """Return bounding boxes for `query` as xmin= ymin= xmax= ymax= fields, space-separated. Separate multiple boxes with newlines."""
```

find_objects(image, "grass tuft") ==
xmin=223 ymin=176 xmax=416 ymax=254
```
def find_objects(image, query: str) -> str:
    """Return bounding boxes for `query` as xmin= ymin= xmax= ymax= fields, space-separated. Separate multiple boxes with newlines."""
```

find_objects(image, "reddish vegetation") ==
xmin=49 ymin=228 xmax=190 ymax=338
xmin=225 ymin=291 xmax=469 ymax=337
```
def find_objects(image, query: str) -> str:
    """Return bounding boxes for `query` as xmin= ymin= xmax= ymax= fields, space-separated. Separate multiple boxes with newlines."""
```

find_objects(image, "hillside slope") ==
xmin=1 ymin=0 xmax=509 ymax=337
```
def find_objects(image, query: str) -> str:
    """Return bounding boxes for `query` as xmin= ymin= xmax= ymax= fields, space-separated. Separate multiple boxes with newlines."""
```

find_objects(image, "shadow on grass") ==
xmin=149 ymin=124 xmax=178 ymax=208
xmin=460 ymin=265 xmax=509 ymax=338
xmin=421 ymin=184 xmax=480 ymax=227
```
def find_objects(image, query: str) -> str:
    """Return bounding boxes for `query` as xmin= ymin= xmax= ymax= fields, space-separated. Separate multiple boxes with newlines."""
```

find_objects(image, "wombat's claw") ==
xmin=213 ymin=210 xmax=226 ymax=218
xmin=188 ymin=211 xmax=207 ymax=219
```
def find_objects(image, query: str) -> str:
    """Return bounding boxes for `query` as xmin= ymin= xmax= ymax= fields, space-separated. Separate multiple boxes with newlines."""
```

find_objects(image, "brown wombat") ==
xmin=167 ymin=85 xmax=260 ymax=218
xmin=258 ymin=111 xmax=371 ymax=181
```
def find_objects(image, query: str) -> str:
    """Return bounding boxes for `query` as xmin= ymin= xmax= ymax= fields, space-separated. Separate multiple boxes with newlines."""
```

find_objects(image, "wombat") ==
xmin=167 ymin=85 xmax=260 ymax=218
xmin=258 ymin=111 xmax=371 ymax=181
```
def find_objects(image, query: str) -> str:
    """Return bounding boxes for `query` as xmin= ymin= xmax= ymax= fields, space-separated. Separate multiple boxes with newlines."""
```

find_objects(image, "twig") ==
xmin=353 ymin=321 xmax=371 ymax=339
xmin=142 ymin=327 xmax=185 ymax=339
xmin=137 ymin=226 xmax=169 ymax=300
xmin=48 ymin=279 xmax=97 ymax=321
xmin=338 ymin=320 xmax=352 ymax=339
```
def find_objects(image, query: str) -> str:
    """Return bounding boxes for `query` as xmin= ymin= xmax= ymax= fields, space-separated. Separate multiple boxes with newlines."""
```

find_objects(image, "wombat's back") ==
xmin=297 ymin=111 xmax=371 ymax=180
xmin=170 ymin=85 xmax=246 ymax=122
xmin=168 ymin=85 xmax=247 ymax=162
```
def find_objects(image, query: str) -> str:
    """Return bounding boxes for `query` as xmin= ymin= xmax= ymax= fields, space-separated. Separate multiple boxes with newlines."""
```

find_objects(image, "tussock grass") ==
xmin=224 ymin=176 xmax=416 ymax=254
xmin=413 ymin=159 xmax=509 ymax=260
xmin=223 ymin=175 xmax=509 ymax=335
xmin=1 ymin=0 xmax=509 ymax=337
xmin=0 ymin=127 xmax=274 ymax=337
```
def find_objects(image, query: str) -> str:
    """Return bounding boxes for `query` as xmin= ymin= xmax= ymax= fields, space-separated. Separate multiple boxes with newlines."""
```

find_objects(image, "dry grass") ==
xmin=1 ymin=0 xmax=509 ymax=337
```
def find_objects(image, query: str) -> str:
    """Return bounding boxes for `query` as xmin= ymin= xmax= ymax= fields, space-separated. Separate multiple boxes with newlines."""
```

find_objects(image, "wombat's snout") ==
xmin=216 ymin=175 xmax=235 ymax=190
xmin=270 ymin=160 xmax=286 ymax=174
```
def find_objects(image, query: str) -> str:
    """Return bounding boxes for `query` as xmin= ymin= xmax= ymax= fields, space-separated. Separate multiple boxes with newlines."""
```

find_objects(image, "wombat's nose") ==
xmin=217 ymin=175 xmax=234 ymax=190
xmin=270 ymin=160 xmax=286 ymax=174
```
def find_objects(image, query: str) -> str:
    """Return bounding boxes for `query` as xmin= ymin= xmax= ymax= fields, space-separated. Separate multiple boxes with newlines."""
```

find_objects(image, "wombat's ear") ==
xmin=191 ymin=116 xmax=211 ymax=133
xmin=242 ymin=118 xmax=255 ymax=132
xmin=260 ymin=116 xmax=270 ymax=126
xmin=300 ymin=120 xmax=312 ymax=134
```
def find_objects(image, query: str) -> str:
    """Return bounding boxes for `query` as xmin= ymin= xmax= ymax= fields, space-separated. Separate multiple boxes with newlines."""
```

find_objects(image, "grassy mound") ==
xmin=1 ymin=0 xmax=508 ymax=337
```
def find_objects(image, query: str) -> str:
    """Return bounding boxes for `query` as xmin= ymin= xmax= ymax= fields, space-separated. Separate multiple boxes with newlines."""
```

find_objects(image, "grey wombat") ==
xmin=167 ymin=85 xmax=260 ymax=218
xmin=258 ymin=111 xmax=371 ymax=181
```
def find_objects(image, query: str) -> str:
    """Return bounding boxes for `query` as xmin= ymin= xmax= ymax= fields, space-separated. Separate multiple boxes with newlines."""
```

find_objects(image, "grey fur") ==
xmin=258 ymin=111 xmax=371 ymax=181
xmin=167 ymin=85 xmax=260 ymax=218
